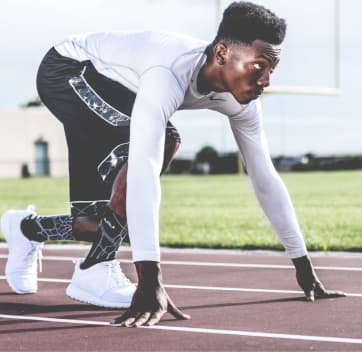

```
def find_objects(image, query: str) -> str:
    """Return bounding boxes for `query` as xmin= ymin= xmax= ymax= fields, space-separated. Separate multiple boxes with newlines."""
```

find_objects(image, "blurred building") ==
xmin=0 ymin=108 xmax=68 ymax=178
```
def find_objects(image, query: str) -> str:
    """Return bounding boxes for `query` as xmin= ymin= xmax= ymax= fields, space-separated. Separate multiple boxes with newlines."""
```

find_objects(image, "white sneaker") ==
xmin=66 ymin=259 xmax=136 ymax=308
xmin=1 ymin=205 xmax=43 ymax=294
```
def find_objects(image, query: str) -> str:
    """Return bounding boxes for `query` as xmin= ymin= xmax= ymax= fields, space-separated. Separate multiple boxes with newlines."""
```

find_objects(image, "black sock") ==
xmin=21 ymin=215 xmax=75 ymax=242
xmin=81 ymin=206 xmax=128 ymax=269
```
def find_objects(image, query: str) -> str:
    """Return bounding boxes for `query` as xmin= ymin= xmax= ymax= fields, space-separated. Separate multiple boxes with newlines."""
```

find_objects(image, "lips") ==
xmin=255 ymin=88 xmax=263 ymax=96
xmin=247 ymin=89 xmax=263 ymax=100
xmin=237 ymin=89 xmax=264 ymax=103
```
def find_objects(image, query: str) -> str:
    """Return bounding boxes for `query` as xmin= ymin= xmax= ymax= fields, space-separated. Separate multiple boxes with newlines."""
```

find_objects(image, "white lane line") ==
xmin=147 ymin=326 xmax=362 ymax=344
xmin=0 ymin=314 xmax=109 ymax=326
xmin=165 ymin=284 xmax=362 ymax=297
xmin=3 ymin=276 xmax=71 ymax=284
xmin=0 ymin=254 xmax=79 ymax=262
xmin=1 ymin=276 xmax=361 ymax=297
xmin=2 ymin=243 xmax=361 ymax=258
xmin=1 ymin=314 xmax=362 ymax=345
xmin=148 ymin=260 xmax=362 ymax=272
xmin=0 ymin=254 xmax=361 ymax=271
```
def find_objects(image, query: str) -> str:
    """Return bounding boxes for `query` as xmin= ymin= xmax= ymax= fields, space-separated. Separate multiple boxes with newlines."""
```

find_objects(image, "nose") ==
xmin=257 ymin=71 xmax=270 ymax=88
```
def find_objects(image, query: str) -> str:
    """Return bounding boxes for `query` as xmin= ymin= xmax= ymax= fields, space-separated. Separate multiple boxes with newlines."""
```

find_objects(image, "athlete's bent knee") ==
xmin=161 ymin=125 xmax=181 ymax=174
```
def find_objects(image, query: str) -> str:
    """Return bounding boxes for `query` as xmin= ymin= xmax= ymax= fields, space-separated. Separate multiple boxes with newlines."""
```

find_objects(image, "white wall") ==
xmin=0 ymin=108 xmax=68 ymax=178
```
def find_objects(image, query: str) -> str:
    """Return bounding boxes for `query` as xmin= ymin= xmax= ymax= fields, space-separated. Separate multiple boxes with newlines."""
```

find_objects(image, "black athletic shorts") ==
xmin=36 ymin=47 xmax=180 ymax=217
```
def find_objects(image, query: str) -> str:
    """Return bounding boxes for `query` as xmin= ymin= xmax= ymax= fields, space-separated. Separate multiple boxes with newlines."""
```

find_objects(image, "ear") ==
xmin=214 ymin=42 xmax=228 ymax=65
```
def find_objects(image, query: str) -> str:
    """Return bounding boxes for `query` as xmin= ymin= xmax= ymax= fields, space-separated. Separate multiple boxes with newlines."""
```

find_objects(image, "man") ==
xmin=1 ymin=1 xmax=344 ymax=327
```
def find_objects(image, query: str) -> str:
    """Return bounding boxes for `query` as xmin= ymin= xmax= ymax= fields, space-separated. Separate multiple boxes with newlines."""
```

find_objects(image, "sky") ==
xmin=0 ymin=0 xmax=361 ymax=157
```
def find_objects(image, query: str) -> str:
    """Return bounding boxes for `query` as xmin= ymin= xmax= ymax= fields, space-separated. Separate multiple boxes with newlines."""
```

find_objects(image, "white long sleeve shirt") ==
xmin=55 ymin=31 xmax=307 ymax=261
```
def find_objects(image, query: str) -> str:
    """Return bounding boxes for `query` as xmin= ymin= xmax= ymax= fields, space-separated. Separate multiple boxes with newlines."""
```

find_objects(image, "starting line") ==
xmin=0 ymin=254 xmax=361 ymax=271
xmin=1 ymin=313 xmax=362 ymax=345
xmin=0 ymin=276 xmax=361 ymax=297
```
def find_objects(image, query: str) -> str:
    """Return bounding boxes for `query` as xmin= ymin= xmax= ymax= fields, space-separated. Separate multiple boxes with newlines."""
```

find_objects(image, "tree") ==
xmin=20 ymin=96 xmax=43 ymax=108
xmin=195 ymin=145 xmax=219 ymax=163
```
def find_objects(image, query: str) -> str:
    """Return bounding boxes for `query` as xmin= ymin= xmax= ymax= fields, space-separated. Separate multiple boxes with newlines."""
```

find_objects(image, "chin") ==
xmin=232 ymin=94 xmax=248 ymax=104
xmin=233 ymin=92 xmax=255 ymax=104
xmin=237 ymin=97 xmax=253 ymax=104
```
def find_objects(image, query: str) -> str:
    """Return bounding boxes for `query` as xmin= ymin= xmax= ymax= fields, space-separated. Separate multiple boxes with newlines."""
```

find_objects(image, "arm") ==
xmin=113 ymin=68 xmax=189 ymax=326
xmin=229 ymin=101 xmax=307 ymax=259
xmin=229 ymin=100 xmax=345 ymax=300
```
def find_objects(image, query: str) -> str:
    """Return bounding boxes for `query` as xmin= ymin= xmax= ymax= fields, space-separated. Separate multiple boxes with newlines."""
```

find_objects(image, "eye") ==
xmin=253 ymin=63 xmax=264 ymax=71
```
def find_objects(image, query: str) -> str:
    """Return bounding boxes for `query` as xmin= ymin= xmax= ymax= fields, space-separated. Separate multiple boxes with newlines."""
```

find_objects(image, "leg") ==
xmin=1 ymin=48 xmax=134 ymax=304
xmin=17 ymin=123 xmax=180 ymax=253
xmin=36 ymin=51 xmax=136 ymax=307
xmin=25 ymin=47 xmax=134 ymax=244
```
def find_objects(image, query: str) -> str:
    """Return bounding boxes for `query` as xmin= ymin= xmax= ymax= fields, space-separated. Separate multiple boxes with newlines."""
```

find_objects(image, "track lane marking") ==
xmin=0 ymin=276 xmax=70 ymax=284
xmin=165 ymin=284 xmax=362 ymax=297
xmin=1 ymin=314 xmax=362 ymax=344
xmin=0 ymin=276 xmax=361 ymax=297
xmin=0 ymin=254 xmax=361 ymax=271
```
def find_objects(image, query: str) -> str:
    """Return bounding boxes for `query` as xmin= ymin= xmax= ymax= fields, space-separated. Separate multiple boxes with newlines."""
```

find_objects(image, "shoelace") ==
xmin=108 ymin=261 xmax=134 ymax=288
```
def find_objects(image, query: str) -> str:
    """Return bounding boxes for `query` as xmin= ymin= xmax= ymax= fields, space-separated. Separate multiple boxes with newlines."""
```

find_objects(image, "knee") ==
xmin=98 ymin=143 xmax=129 ymax=184
xmin=165 ymin=125 xmax=181 ymax=147
xmin=162 ymin=126 xmax=181 ymax=174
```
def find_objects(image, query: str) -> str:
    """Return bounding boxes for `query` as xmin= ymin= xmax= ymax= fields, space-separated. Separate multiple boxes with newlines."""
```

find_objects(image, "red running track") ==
xmin=0 ymin=245 xmax=361 ymax=351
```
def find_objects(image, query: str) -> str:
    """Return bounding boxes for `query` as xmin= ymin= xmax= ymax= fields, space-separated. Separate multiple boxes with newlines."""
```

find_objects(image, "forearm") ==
xmin=126 ymin=91 xmax=166 ymax=263
xmin=127 ymin=155 xmax=162 ymax=262
xmin=250 ymin=171 xmax=308 ymax=258
xmin=230 ymin=119 xmax=307 ymax=258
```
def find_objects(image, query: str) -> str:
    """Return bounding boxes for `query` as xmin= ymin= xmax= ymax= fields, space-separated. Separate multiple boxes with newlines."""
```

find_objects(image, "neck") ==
xmin=197 ymin=49 xmax=226 ymax=94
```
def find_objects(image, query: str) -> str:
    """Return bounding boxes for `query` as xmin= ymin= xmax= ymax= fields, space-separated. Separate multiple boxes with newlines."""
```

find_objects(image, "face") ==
xmin=216 ymin=39 xmax=281 ymax=104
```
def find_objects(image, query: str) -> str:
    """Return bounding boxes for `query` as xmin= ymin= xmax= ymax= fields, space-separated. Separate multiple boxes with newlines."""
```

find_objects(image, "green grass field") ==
xmin=1 ymin=171 xmax=361 ymax=252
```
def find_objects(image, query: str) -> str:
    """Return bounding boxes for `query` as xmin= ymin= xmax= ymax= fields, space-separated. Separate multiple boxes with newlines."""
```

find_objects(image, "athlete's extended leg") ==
xmin=19 ymin=124 xmax=180 ymax=250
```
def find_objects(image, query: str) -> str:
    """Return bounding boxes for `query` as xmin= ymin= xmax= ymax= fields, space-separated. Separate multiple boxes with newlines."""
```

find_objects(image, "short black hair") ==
xmin=214 ymin=1 xmax=286 ymax=45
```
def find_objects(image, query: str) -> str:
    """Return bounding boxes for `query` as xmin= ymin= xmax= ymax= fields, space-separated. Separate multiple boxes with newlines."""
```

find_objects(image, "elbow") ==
xmin=249 ymin=169 xmax=281 ymax=195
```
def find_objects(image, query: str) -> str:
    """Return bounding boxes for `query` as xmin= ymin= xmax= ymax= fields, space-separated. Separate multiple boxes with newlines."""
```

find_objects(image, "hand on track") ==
xmin=293 ymin=255 xmax=346 ymax=301
xmin=111 ymin=261 xmax=190 ymax=327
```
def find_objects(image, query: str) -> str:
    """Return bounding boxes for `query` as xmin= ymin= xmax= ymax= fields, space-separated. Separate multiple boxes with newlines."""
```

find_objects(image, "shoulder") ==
xmin=230 ymin=99 xmax=262 ymax=120
xmin=208 ymin=93 xmax=262 ymax=120
xmin=226 ymin=99 xmax=263 ymax=135
xmin=145 ymin=31 xmax=208 ymax=72
xmin=57 ymin=30 xmax=207 ymax=56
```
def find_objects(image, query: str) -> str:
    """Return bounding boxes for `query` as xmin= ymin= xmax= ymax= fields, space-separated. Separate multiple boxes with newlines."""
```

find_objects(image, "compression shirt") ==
xmin=55 ymin=31 xmax=307 ymax=261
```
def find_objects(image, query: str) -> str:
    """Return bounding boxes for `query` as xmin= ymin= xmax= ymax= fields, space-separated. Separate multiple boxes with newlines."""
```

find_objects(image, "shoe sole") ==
xmin=5 ymin=279 xmax=36 ymax=295
xmin=2 ymin=211 xmax=37 ymax=294
xmin=66 ymin=284 xmax=131 ymax=309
